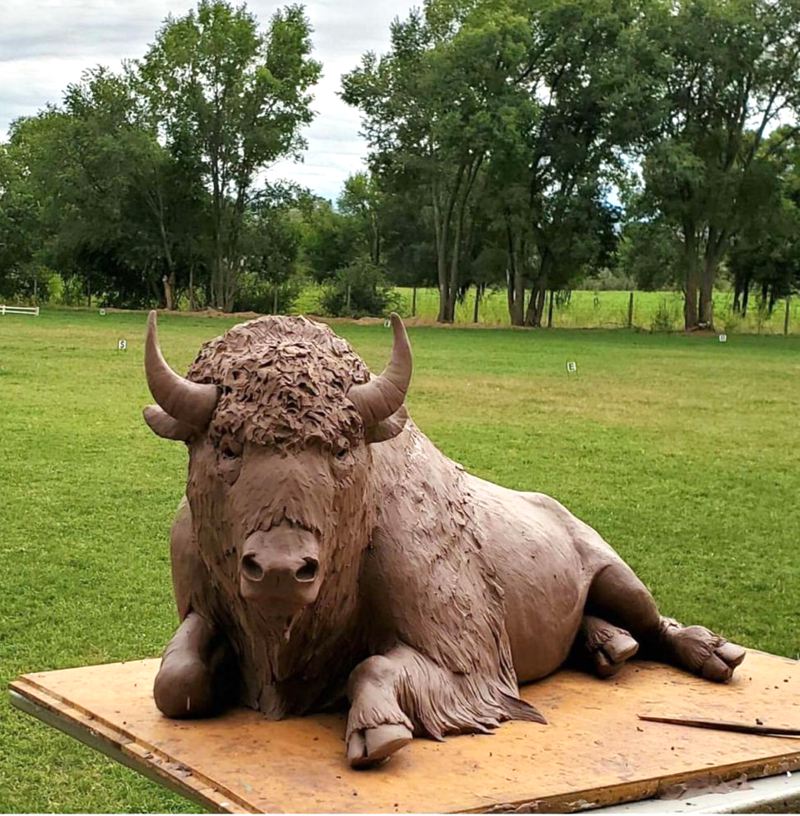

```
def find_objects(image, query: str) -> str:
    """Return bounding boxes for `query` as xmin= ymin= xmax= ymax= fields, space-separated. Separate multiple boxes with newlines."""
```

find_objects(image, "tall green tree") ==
xmin=139 ymin=0 xmax=320 ymax=311
xmin=0 ymin=141 xmax=39 ymax=299
xmin=235 ymin=181 xmax=305 ymax=313
xmin=486 ymin=0 xmax=660 ymax=325
xmin=343 ymin=0 xmax=530 ymax=322
xmin=6 ymin=68 xmax=208 ymax=308
xmin=636 ymin=0 xmax=800 ymax=329
xmin=338 ymin=172 xmax=383 ymax=266
xmin=729 ymin=129 xmax=800 ymax=315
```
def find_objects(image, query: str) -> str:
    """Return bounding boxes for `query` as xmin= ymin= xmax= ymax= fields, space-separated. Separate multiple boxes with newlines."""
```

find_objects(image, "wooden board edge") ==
xmin=467 ymin=754 xmax=800 ymax=813
xmin=9 ymin=679 xmax=253 ymax=814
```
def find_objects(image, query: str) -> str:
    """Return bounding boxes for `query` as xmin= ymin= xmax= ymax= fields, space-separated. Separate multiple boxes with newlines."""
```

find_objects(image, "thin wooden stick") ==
xmin=638 ymin=714 xmax=800 ymax=738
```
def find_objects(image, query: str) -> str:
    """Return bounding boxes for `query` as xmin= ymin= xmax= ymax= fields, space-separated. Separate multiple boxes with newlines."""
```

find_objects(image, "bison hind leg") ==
xmin=575 ymin=615 xmax=639 ymax=678
xmin=586 ymin=561 xmax=746 ymax=682
xmin=658 ymin=620 xmax=746 ymax=682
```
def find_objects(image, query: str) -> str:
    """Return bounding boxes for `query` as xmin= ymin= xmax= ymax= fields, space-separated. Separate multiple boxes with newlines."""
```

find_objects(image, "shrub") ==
xmin=650 ymin=297 xmax=679 ymax=332
xmin=319 ymin=258 xmax=400 ymax=318
xmin=234 ymin=270 xmax=303 ymax=314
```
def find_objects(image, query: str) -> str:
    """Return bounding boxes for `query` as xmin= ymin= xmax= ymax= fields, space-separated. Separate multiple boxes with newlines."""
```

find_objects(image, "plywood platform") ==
xmin=9 ymin=650 xmax=800 ymax=813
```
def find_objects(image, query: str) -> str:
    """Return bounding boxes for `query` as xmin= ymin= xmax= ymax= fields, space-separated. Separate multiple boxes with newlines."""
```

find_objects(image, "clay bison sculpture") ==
xmin=143 ymin=311 xmax=745 ymax=768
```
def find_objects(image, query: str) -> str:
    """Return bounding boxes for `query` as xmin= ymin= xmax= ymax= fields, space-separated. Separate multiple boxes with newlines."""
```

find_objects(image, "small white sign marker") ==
xmin=118 ymin=339 xmax=127 ymax=351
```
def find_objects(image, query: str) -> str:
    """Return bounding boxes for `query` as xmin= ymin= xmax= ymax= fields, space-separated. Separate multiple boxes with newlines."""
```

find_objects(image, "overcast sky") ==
xmin=0 ymin=0 xmax=417 ymax=201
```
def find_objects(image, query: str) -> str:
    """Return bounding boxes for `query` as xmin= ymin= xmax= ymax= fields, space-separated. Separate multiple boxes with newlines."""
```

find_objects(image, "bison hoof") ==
xmin=591 ymin=627 xmax=639 ymax=678
xmin=701 ymin=641 xmax=747 ymax=682
xmin=661 ymin=622 xmax=747 ymax=683
xmin=347 ymin=723 xmax=413 ymax=769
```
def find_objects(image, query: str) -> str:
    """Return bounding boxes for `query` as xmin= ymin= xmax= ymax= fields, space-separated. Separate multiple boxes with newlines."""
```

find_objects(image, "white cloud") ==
xmin=0 ymin=0 xmax=417 ymax=200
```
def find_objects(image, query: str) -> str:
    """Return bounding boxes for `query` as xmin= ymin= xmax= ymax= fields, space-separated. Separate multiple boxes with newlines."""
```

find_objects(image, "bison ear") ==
xmin=365 ymin=405 xmax=409 ymax=444
xmin=143 ymin=405 xmax=194 ymax=442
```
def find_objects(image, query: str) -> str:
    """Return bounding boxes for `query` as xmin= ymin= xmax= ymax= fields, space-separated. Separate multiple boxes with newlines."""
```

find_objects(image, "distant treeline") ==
xmin=1 ymin=0 xmax=799 ymax=330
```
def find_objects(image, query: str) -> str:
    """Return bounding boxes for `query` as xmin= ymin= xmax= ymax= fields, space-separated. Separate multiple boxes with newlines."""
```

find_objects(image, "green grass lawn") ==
xmin=1 ymin=308 xmax=798 ymax=812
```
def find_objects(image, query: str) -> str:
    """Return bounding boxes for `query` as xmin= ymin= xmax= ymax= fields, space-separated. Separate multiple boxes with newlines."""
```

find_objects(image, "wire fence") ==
xmin=357 ymin=289 xmax=798 ymax=334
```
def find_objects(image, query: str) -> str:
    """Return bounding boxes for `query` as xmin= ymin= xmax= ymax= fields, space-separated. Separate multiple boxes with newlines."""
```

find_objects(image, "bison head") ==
xmin=142 ymin=312 xmax=412 ymax=617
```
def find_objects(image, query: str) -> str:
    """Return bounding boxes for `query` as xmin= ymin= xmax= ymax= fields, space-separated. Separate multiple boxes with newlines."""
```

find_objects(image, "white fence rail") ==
xmin=1 ymin=305 xmax=40 ymax=316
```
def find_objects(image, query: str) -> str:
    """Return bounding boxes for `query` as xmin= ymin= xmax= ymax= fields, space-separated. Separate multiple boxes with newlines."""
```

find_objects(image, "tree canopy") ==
xmin=1 ymin=0 xmax=798 ymax=328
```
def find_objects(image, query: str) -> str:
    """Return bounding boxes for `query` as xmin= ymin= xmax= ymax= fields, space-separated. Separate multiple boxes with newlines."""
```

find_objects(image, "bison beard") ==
xmin=143 ymin=312 xmax=746 ymax=769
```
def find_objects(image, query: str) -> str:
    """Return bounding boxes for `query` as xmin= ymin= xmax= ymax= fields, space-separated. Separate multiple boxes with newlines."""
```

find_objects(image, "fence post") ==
xmin=411 ymin=286 xmax=417 ymax=317
xmin=785 ymin=296 xmax=791 ymax=336
xmin=547 ymin=289 xmax=554 ymax=327
xmin=627 ymin=291 xmax=634 ymax=328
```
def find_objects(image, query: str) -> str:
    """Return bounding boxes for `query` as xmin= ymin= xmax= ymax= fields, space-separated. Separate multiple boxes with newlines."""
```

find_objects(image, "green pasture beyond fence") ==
xmin=292 ymin=287 xmax=799 ymax=334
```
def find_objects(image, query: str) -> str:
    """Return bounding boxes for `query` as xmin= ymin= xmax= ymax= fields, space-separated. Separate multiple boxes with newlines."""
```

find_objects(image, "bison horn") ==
xmin=144 ymin=310 xmax=218 ymax=429
xmin=348 ymin=313 xmax=412 ymax=426
xmin=142 ymin=405 xmax=195 ymax=442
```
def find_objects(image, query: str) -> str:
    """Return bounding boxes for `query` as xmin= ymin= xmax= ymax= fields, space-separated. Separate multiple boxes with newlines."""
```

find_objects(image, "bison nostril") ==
xmin=241 ymin=553 xmax=264 ymax=582
xmin=295 ymin=557 xmax=319 ymax=582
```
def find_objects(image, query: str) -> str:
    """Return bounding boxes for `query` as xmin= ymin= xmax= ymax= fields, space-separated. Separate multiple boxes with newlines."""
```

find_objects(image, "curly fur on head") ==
xmin=187 ymin=316 xmax=372 ymax=450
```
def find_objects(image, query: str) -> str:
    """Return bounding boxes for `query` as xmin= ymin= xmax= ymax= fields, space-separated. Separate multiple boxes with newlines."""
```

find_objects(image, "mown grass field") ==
xmin=1 ymin=308 xmax=799 ymax=812
xmin=294 ymin=285 xmax=800 ymax=333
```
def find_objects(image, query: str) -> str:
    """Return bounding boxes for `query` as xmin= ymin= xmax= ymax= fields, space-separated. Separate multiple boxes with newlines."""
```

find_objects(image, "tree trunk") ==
xmin=698 ymin=229 xmax=727 ymax=328
xmin=445 ymin=211 xmax=463 ymax=324
xmin=188 ymin=264 xmax=196 ymax=311
xmin=432 ymin=173 xmax=459 ymax=324
xmin=505 ymin=222 xmax=525 ymax=327
xmin=371 ymin=214 xmax=381 ymax=267
xmin=525 ymin=281 xmax=547 ymax=327
xmin=525 ymin=252 xmax=550 ymax=327
xmin=682 ymin=226 xmax=699 ymax=330
xmin=698 ymin=274 xmax=714 ymax=328
xmin=163 ymin=272 xmax=175 ymax=311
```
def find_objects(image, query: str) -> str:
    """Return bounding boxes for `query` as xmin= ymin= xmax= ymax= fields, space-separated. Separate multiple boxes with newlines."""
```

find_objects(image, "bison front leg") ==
xmin=346 ymin=652 xmax=414 ymax=768
xmin=154 ymin=611 xmax=234 ymax=719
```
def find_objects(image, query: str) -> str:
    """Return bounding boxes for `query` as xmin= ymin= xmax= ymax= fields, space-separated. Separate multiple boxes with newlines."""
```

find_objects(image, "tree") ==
xmin=299 ymin=197 xmax=362 ymax=282
xmin=728 ymin=129 xmax=800 ymax=315
xmin=236 ymin=182 xmax=305 ymax=313
xmin=4 ymin=67 xmax=212 ymax=309
xmin=343 ymin=0 xmax=530 ymax=322
xmin=636 ymin=0 xmax=800 ymax=329
xmin=139 ymin=0 xmax=320 ymax=311
xmin=0 ymin=141 xmax=39 ymax=299
xmin=485 ymin=0 xmax=659 ymax=325
xmin=617 ymin=218 xmax=683 ymax=291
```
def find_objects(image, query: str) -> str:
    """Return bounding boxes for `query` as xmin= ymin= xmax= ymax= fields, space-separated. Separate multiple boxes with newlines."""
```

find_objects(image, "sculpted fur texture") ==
xmin=143 ymin=312 xmax=746 ymax=768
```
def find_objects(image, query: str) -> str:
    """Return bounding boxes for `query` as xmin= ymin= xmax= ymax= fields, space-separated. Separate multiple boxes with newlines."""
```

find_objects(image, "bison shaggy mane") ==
xmin=187 ymin=316 xmax=372 ymax=450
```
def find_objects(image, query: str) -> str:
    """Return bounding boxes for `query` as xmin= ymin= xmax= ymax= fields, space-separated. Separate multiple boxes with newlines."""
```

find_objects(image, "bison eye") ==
xmin=335 ymin=446 xmax=349 ymax=460
xmin=217 ymin=439 xmax=243 ymax=485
